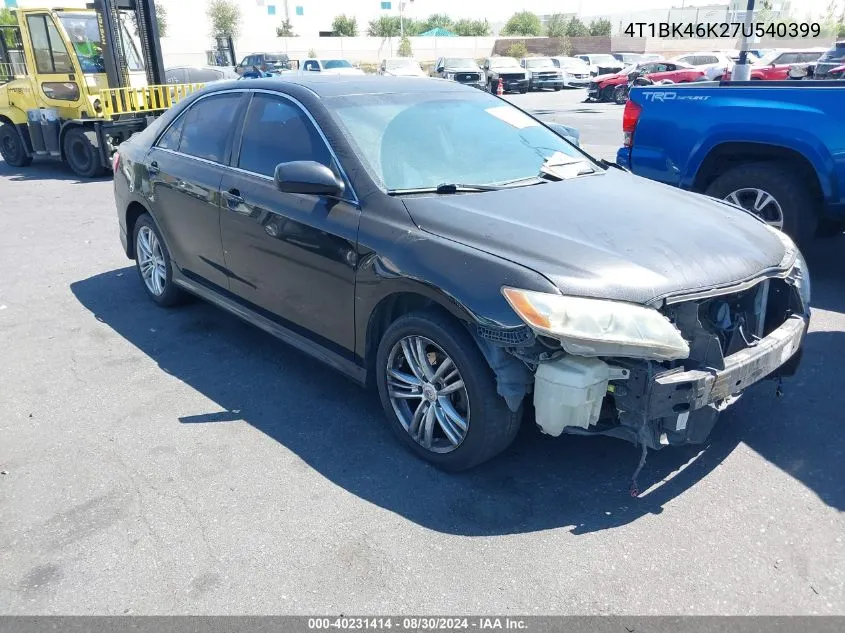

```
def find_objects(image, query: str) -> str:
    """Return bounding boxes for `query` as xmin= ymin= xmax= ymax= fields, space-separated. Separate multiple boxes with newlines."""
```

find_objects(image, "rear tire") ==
xmin=0 ymin=123 xmax=33 ymax=168
xmin=132 ymin=213 xmax=187 ymax=307
xmin=376 ymin=310 xmax=522 ymax=471
xmin=63 ymin=127 xmax=106 ymax=178
xmin=704 ymin=162 xmax=818 ymax=245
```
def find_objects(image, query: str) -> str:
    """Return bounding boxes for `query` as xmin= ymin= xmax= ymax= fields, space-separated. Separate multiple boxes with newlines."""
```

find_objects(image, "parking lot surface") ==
xmin=1 ymin=89 xmax=843 ymax=615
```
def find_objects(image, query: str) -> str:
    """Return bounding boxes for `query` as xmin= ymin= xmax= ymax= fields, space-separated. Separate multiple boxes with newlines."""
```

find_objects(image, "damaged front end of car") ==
xmin=474 ymin=236 xmax=811 ymax=454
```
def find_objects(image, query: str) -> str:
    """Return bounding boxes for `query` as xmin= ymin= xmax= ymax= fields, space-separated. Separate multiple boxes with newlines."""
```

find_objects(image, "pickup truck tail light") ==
xmin=622 ymin=100 xmax=642 ymax=148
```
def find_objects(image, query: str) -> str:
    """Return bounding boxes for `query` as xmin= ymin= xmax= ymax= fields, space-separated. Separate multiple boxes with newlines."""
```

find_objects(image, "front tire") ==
xmin=63 ymin=127 xmax=106 ymax=178
xmin=132 ymin=213 xmax=186 ymax=307
xmin=0 ymin=124 xmax=33 ymax=168
xmin=704 ymin=162 xmax=818 ymax=245
xmin=613 ymin=84 xmax=628 ymax=104
xmin=600 ymin=86 xmax=615 ymax=102
xmin=376 ymin=311 xmax=522 ymax=471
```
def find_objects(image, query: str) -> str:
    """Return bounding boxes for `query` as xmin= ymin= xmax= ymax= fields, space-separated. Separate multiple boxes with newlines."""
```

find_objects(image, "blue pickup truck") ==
xmin=616 ymin=81 xmax=845 ymax=243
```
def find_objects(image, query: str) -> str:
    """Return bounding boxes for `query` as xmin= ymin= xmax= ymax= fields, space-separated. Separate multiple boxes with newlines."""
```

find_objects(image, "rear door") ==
xmin=144 ymin=91 xmax=247 ymax=289
xmin=219 ymin=91 xmax=361 ymax=353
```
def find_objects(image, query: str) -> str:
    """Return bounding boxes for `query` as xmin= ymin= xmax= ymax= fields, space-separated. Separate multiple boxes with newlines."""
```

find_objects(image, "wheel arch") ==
xmin=691 ymin=141 xmax=825 ymax=208
xmin=124 ymin=200 xmax=152 ymax=259
xmin=363 ymin=291 xmax=470 ymax=387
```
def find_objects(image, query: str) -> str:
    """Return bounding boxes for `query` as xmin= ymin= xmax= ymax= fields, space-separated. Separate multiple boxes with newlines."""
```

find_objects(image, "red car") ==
xmin=587 ymin=61 xmax=704 ymax=101
xmin=749 ymin=49 xmax=825 ymax=80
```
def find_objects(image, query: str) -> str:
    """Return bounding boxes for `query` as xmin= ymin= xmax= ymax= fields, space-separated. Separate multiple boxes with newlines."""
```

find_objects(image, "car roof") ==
xmin=209 ymin=75 xmax=473 ymax=97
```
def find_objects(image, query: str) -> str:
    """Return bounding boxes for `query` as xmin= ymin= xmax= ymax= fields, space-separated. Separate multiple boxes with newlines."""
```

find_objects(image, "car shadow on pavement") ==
xmin=0 ymin=159 xmax=112 ymax=184
xmin=70 ymin=267 xmax=844 ymax=536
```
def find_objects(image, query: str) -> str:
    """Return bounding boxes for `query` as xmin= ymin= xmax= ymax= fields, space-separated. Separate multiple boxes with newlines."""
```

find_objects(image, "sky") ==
xmin=303 ymin=0 xmax=835 ymax=21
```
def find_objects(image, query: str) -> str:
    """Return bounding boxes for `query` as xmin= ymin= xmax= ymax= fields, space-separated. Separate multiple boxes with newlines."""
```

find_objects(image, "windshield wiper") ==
xmin=387 ymin=183 xmax=507 ymax=196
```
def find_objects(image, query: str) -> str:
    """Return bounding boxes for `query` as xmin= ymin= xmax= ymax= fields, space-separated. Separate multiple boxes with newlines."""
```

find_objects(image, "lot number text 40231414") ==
xmin=623 ymin=22 xmax=821 ymax=38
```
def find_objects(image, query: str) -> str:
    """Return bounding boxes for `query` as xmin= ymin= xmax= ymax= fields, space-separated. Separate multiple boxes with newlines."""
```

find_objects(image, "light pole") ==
xmin=733 ymin=0 xmax=757 ymax=81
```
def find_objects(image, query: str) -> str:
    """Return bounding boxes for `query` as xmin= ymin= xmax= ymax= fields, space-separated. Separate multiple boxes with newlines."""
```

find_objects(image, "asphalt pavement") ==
xmin=0 ymin=89 xmax=843 ymax=615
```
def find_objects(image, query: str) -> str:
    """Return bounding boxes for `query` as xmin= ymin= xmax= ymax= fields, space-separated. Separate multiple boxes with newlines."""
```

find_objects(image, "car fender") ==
xmin=683 ymin=125 xmax=835 ymax=200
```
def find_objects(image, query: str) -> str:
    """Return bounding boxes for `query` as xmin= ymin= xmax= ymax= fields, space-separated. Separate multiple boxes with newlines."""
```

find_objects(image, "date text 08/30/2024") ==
xmin=623 ymin=22 xmax=821 ymax=38
xmin=307 ymin=617 xmax=528 ymax=630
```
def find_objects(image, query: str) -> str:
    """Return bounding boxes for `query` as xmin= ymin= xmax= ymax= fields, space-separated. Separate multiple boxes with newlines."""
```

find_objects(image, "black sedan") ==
xmin=113 ymin=76 xmax=810 ymax=471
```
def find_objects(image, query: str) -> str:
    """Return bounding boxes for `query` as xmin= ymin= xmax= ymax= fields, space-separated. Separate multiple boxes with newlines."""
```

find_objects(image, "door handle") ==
xmin=148 ymin=160 xmax=160 ymax=176
xmin=222 ymin=188 xmax=244 ymax=207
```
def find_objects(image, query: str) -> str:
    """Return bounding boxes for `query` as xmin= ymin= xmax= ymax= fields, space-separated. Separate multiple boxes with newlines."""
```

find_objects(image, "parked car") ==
xmin=672 ymin=51 xmax=734 ymax=80
xmin=616 ymin=81 xmax=845 ymax=242
xmin=301 ymin=58 xmax=365 ymax=76
xmin=113 ymin=76 xmax=808 ymax=471
xmin=812 ymin=41 xmax=845 ymax=79
xmin=431 ymin=57 xmax=485 ymax=88
xmin=576 ymin=53 xmax=624 ymax=76
xmin=379 ymin=58 xmax=426 ymax=77
xmin=550 ymin=56 xmax=592 ymax=87
xmin=612 ymin=52 xmax=645 ymax=64
xmin=481 ymin=56 xmax=529 ymax=93
xmin=749 ymin=49 xmax=825 ymax=80
xmin=235 ymin=52 xmax=291 ymax=75
xmin=520 ymin=57 xmax=564 ymax=91
xmin=165 ymin=66 xmax=239 ymax=84
xmin=588 ymin=61 xmax=704 ymax=101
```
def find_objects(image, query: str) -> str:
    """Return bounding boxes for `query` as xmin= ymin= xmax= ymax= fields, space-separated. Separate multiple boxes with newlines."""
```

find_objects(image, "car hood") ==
xmin=492 ymin=66 xmax=525 ymax=72
xmin=401 ymin=170 xmax=787 ymax=305
xmin=594 ymin=72 xmax=623 ymax=82
xmin=444 ymin=66 xmax=481 ymax=72
xmin=386 ymin=69 xmax=426 ymax=77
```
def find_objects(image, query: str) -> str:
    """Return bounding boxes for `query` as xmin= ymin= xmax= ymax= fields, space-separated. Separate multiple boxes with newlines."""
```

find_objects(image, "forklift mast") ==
xmin=88 ymin=0 xmax=166 ymax=88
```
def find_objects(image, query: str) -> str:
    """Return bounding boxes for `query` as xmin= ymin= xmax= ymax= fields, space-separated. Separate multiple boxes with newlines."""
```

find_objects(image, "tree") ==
xmin=505 ymin=41 xmax=529 ymax=58
xmin=501 ymin=11 xmax=542 ymax=36
xmin=555 ymin=36 xmax=573 ymax=56
xmin=545 ymin=13 xmax=567 ymax=38
xmin=820 ymin=0 xmax=841 ymax=35
xmin=453 ymin=19 xmax=491 ymax=36
xmin=565 ymin=16 xmax=589 ymax=37
xmin=0 ymin=8 xmax=16 ymax=48
xmin=207 ymin=0 xmax=241 ymax=39
xmin=398 ymin=35 xmax=412 ymax=57
xmin=276 ymin=20 xmax=295 ymax=37
xmin=332 ymin=14 xmax=358 ymax=37
xmin=155 ymin=3 xmax=168 ymax=37
xmin=422 ymin=13 xmax=454 ymax=32
xmin=367 ymin=15 xmax=401 ymax=37
xmin=588 ymin=18 xmax=612 ymax=36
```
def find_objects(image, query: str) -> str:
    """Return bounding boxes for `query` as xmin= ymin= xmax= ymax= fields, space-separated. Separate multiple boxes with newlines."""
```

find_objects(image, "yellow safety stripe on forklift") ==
xmin=99 ymin=83 xmax=205 ymax=117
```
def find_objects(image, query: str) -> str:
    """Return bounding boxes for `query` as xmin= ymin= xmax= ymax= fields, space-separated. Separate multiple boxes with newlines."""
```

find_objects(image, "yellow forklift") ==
xmin=0 ymin=0 xmax=201 ymax=177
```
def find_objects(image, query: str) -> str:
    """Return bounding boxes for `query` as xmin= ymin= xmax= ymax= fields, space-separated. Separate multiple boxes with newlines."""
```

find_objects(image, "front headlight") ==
xmin=502 ymin=288 xmax=690 ymax=360
xmin=445 ymin=72 xmax=455 ymax=79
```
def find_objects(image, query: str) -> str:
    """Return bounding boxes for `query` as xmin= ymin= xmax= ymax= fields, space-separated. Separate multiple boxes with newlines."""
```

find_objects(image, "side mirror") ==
xmin=274 ymin=161 xmax=345 ymax=197
xmin=770 ymin=62 xmax=776 ymax=67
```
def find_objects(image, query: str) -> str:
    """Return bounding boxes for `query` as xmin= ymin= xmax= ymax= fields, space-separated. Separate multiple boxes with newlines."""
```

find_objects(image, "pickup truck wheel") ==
xmin=0 ymin=124 xmax=33 ymax=168
xmin=376 ymin=311 xmax=522 ymax=471
xmin=704 ymin=162 xmax=818 ymax=244
xmin=63 ymin=127 xmax=106 ymax=178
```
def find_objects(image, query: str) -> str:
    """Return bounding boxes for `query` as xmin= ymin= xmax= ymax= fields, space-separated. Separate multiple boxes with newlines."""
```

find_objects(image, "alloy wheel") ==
xmin=723 ymin=187 xmax=784 ymax=229
xmin=136 ymin=226 xmax=167 ymax=296
xmin=386 ymin=335 xmax=470 ymax=453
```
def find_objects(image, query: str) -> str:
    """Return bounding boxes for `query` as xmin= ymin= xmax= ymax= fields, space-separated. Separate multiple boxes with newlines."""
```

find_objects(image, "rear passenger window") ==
xmin=237 ymin=94 xmax=332 ymax=177
xmin=176 ymin=93 xmax=242 ymax=162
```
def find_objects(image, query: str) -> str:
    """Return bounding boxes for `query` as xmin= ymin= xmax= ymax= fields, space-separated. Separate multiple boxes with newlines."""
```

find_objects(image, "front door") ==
xmin=220 ymin=92 xmax=360 ymax=354
xmin=23 ymin=13 xmax=84 ymax=118
xmin=145 ymin=91 xmax=246 ymax=290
